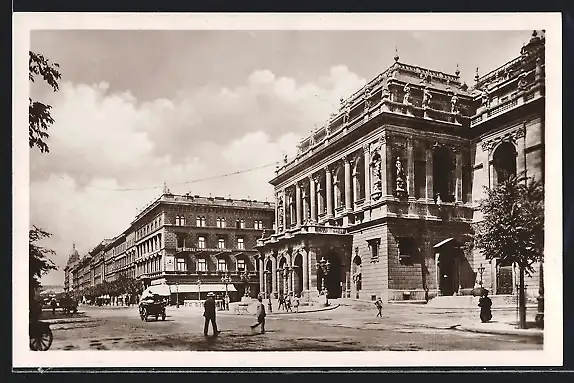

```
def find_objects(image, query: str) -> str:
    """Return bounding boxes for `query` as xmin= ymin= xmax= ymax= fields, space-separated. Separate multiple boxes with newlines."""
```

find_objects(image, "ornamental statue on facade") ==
xmin=370 ymin=154 xmax=382 ymax=200
xmin=422 ymin=87 xmax=432 ymax=108
xmin=403 ymin=84 xmax=411 ymax=105
xmin=481 ymin=89 xmax=490 ymax=107
xmin=450 ymin=95 xmax=459 ymax=114
xmin=395 ymin=157 xmax=407 ymax=195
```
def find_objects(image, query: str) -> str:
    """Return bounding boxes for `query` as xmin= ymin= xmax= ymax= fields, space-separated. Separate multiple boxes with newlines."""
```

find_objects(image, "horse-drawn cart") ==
xmin=139 ymin=299 xmax=167 ymax=321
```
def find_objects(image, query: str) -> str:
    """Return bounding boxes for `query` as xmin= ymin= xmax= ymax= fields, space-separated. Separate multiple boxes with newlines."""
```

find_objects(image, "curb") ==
xmin=402 ymin=322 xmax=543 ymax=338
xmin=269 ymin=304 xmax=341 ymax=316
xmin=456 ymin=325 xmax=544 ymax=338
xmin=218 ymin=304 xmax=341 ymax=316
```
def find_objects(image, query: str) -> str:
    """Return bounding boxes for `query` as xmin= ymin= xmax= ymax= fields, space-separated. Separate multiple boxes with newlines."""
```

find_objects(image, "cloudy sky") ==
xmin=29 ymin=29 xmax=533 ymax=285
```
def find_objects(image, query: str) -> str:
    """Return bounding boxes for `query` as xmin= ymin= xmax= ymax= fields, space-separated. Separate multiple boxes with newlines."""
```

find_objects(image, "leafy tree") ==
xmin=29 ymin=226 xmax=58 ymax=300
xmin=29 ymin=51 xmax=61 ymax=318
xmin=473 ymin=175 xmax=544 ymax=329
xmin=29 ymin=51 xmax=61 ymax=153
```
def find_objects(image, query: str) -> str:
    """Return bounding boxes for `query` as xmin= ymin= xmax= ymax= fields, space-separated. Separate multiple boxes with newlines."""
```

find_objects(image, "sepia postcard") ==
xmin=13 ymin=12 xmax=563 ymax=369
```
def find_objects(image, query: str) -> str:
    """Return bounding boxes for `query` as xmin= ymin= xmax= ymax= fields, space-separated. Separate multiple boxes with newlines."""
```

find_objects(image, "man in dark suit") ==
xmin=203 ymin=292 xmax=219 ymax=336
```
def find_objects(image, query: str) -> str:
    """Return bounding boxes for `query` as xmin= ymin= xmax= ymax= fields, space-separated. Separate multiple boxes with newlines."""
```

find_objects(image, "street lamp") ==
xmin=316 ymin=256 xmax=331 ymax=296
xmin=478 ymin=263 xmax=485 ymax=288
xmin=220 ymin=271 xmax=232 ymax=310
xmin=197 ymin=271 xmax=202 ymax=302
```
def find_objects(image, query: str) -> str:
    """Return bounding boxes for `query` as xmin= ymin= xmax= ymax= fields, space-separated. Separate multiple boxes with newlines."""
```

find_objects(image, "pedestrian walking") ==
xmin=225 ymin=294 xmax=230 ymax=311
xmin=278 ymin=294 xmax=285 ymax=311
xmin=203 ymin=292 xmax=220 ymax=336
xmin=375 ymin=297 xmax=383 ymax=318
xmin=293 ymin=294 xmax=300 ymax=313
xmin=478 ymin=289 xmax=493 ymax=323
xmin=250 ymin=295 xmax=266 ymax=333
xmin=267 ymin=295 xmax=273 ymax=313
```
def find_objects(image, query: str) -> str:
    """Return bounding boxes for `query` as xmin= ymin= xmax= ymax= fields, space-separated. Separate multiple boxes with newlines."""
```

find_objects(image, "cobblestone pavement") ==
xmin=44 ymin=304 xmax=542 ymax=351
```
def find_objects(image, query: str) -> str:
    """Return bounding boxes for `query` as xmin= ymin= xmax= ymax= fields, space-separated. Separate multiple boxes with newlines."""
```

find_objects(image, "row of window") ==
xmin=177 ymin=235 xmax=245 ymax=250
xmin=176 ymin=258 xmax=247 ymax=273
xmin=137 ymin=215 xmax=162 ymax=240
xmin=174 ymin=216 xmax=264 ymax=229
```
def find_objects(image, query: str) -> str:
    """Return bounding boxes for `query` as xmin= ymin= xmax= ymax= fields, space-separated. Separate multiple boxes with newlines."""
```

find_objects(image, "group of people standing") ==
xmin=277 ymin=292 xmax=300 ymax=313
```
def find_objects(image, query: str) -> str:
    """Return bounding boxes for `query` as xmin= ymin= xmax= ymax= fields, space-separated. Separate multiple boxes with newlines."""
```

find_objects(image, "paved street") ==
xmin=46 ymin=304 xmax=542 ymax=351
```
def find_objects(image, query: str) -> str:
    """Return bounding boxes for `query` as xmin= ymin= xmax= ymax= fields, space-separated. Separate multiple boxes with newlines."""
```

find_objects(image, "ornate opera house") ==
xmin=255 ymin=31 xmax=545 ymax=304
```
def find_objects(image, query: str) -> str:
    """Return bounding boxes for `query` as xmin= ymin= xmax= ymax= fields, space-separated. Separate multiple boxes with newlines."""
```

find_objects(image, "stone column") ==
xmin=259 ymin=257 xmax=264 ymax=293
xmin=516 ymin=125 xmax=527 ymax=180
xmin=352 ymin=168 xmax=359 ymax=204
xmin=407 ymin=137 xmax=415 ymax=199
xmin=289 ymin=268 xmax=294 ymax=293
xmin=425 ymin=146 xmax=434 ymax=201
xmin=282 ymin=189 xmax=287 ymax=231
xmin=295 ymin=183 xmax=302 ymax=227
xmin=309 ymin=176 xmax=317 ymax=223
xmin=302 ymin=248 xmax=309 ymax=291
xmin=275 ymin=194 xmax=279 ymax=232
xmin=455 ymin=150 xmax=463 ymax=203
xmin=326 ymin=166 xmax=334 ymax=218
xmin=344 ymin=156 xmax=353 ymax=211
xmin=363 ymin=144 xmax=371 ymax=202
xmin=271 ymin=256 xmax=277 ymax=298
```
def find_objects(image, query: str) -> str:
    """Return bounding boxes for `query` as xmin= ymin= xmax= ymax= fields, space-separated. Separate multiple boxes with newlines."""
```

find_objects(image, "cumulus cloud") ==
xmin=29 ymin=66 xmax=366 ymax=285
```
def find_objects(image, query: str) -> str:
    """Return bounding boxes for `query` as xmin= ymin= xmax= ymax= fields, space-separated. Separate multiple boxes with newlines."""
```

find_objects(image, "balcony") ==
xmin=175 ymin=247 xmax=233 ymax=253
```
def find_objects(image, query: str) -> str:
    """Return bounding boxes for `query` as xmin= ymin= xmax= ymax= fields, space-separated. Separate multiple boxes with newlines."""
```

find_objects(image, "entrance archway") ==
xmin=320 ymin=252 xmax=343 ymax=299
xmin=435 ymin=238 xmax=464 ymax=296
xmin=293 ymin=253 xmax=303 ymax=296
xmin=265 ymin=259 xmax=273 ymax=298
xmin=352 ymin=255 xmax=362 ymax=299
xmin=278 ymin=257 xmax=287 ymax=296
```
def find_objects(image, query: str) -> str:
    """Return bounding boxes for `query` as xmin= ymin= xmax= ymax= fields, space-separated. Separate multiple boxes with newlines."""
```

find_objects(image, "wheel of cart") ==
xmin=29 ymin=321 xmax=53 ymax=351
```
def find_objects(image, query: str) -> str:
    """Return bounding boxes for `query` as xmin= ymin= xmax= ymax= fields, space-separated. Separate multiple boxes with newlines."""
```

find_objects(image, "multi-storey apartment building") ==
xmin=256 ymin=31 xmax=545 ymax=304
xmin=64 ymin=188 xmax=275 ymax=304
xmin=132 ymin=189 xmax=274 ymax=303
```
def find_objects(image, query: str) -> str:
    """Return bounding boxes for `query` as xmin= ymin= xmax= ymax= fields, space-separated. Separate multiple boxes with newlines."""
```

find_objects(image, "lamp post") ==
xmin=316 ymin=256 xmax=331 ymax=302
xmin=478 ymin=263 xmax=485 ymax=288
xmin=176 ymin=281 xmax=179 ymax=308
xmin=197 ymin=271 xmax=202 ymax=302
xmin=263 ymin=270 xmax=270 ymax=299
xmin=220 ymin=271 xmax=232 ymax=310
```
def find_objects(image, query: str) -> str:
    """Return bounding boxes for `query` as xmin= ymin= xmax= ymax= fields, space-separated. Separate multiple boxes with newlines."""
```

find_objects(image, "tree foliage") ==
xmin=474 ymin=175 xmax=544 ymax=274
xmin=29 ymin=226 xmax=58 ymax=297
xmin=29 ymin=51 xmax=61 ymax=153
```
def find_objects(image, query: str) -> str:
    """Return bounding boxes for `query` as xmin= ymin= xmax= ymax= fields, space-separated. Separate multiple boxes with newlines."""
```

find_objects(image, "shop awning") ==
xmin=433 ymin=237 xmax=457 ymax=249
xmin=172 ymin=283 xmax=237 ymax=293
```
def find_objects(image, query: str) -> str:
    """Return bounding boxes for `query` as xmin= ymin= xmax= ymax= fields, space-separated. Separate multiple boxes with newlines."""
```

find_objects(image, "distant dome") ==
xmin=67 ymin=243 xmax=80 ymax=264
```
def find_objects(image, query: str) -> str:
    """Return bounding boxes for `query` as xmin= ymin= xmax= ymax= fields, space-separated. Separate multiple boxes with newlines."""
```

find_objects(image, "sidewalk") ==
xmin=339 ymin=298 xmax=543 ymax=338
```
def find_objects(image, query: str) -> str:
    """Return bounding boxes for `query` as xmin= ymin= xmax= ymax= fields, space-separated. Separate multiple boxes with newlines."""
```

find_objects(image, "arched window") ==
xmin=493 ymin=141 xmax=517 ymax=186
xmin=433 ymin=145 xmax=455 ymax=202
